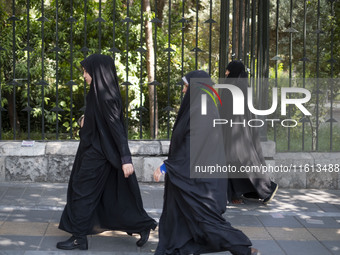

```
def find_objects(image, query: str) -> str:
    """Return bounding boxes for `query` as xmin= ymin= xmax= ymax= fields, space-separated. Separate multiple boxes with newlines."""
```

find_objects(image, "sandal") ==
xmin=231 ymin=198 xmax=244 ymax=204
xmin=251 ymin=247 xmax=261 ymax=255
xmin=263 ymin=182 xmax=278 ymax=205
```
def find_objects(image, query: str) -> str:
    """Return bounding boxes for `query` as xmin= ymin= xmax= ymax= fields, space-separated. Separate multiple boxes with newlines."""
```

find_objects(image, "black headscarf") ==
xmin=80 ymin=53 xmax=122 ymax=107
xmin=166 ymin=69 xmax=227 ymax=182
xmin=171 ymin=70 xmax=214 ymax=135
xmin=226 ymin=60 xmax=248 ymax=78
xmin=80 ymin=54 xmax=131 ymax=168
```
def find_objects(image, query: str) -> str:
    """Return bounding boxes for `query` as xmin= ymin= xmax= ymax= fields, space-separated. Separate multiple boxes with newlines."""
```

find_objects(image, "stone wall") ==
xmin=271 ymin=152 xmax=340 ymax=189
xmin=0 ymin=141 xmax=169 ymax=183
xmin=0 ymin=141 xmax=339 ymax=189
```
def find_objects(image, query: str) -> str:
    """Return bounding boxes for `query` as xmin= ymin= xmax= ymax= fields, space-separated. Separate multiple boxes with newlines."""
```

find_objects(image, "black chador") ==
xmin=57 ymin=54 xmax=156 ymax=250
xmin=155 ymin=70 xmax=254 ymax=255
xmin=220 ymin=60 xmax=278 ymax=204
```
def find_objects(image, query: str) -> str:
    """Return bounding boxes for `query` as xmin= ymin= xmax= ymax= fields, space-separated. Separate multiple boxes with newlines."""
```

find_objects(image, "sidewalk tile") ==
xmin=0 ymin=250 xmax=25 ymax=255
xmin=150 ymin=192 xmax=164 ymax=209
xmin=140 ymin=195 xmax=154 ymax=209
xmin=320 ymin=241 xmax=340 ymax=254
xmin=225 ymin=215 xmax=263 ymax=227
xmin=7 ymin=210 xmax=54 ymax=223
xmin=251 ymin=240 xmax=285 ymax=255
xmin=266 ymin=227 xmax=316 ymax=241
xmin=38 ymin=236 xmax=69 ymax=251
xmin=97 ymin=231 xmax=158 ymax=253
xmin=0 ymin=212 xmax=9 ymax=221
xmin=307 ymin=228 xmax=340 ymax=241
xmin=40 ymin=235 xmax=157 ymax=254
xmin=316 ymin=203 xmax=340 ymax=213
xmin=264 ymin=201 xmax=304 ymax=212
xmin=0 ymin=186 xmax=8 ymax=199
xmin=0 ymin=184 xmax=340 ymax=255
xmin=1 ymin=187 xmax=26 ymax=206
xmin=297 ymin=216 xmax=340 ymax=229
xmin=296 ymin=202 xmax=324 ymax=211
xmin=38 ymin=189 xmax=66 ymax=207
xmin=237 ymin=226 xmax=272 ymax=240
xmin=257 ymin=215 xmax=303 ymax=228
xmin=151 ymin=197 xmax=164 ymax=209
xmin=17 ymin=187 xmax=44 ymax=206
xmin=277 ymin=240 xmax=332 ymax=255
xmin=0 ymin=222 xmax=48 ymax=236
xmin=49 ymin=211 xmax=62 ymax=224
xmin=45 ymin=223 xmax=67 ymax=237
xmin=90 ymin=235 xmax=151 ymax=252
xmin=0 ymin=236 xmax=42 ymax=251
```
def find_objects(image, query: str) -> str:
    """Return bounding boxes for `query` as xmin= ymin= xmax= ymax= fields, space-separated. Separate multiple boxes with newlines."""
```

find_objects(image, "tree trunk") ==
xmin=144 ymin=0 xmax=158 ymax=138
xmin=233 ymin=0 xmax=246 ymax=61
xmin=156 ymin=0 xmax=166 ymax=27
xmin=3 ymin=67 xmax=20 ymax=134
xmin=4 ymin=91 xmax=20 ymax=133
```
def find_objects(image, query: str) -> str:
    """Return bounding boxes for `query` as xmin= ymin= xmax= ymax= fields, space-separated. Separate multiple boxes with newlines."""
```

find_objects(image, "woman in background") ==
xmin=220 ymin=60 xmax=278 ymax=204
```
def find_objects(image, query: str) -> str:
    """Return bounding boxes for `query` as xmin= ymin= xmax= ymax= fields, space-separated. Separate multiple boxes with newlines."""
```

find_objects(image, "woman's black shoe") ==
xmin=263 ymin=182 xmax=278 ymax=205
xmin=136 ymin=229 xmax=151 ymax=247
xmin=56 ymin=235 xmax=88 ymax=250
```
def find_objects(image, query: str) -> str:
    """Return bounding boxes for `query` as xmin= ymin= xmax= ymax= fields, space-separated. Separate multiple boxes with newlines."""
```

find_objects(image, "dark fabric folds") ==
xmin=219 ymin=60 xmax=273 ymax=201
xmin=155 ymin=70 xmax=252 ymax=255
xmin=59 ymin=54 xmax=156 ymax=236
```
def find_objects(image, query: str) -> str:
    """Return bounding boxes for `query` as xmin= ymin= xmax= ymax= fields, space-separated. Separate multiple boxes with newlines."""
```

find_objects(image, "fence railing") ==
xmin=0 ymin=0 xmax=338 ymax=151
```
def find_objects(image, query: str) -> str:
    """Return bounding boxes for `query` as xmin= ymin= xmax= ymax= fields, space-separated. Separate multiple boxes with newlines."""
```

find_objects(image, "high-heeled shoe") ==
xmin=56 ymin=235 xmax=88 ymax=250
xmin=136 ymin=229 xmax=151 ymax=247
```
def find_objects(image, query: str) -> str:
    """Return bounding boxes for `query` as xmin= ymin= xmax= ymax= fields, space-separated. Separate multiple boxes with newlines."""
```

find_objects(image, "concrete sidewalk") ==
xmin=0 ymin=182 xmax=339 ymax=255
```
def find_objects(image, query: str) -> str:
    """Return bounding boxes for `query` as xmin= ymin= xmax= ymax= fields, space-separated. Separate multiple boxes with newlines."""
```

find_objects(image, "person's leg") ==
xmin=60 ymin=157 xmax=109 ymax=234
xmin=58 ymin=148 xmax=109 ymax=250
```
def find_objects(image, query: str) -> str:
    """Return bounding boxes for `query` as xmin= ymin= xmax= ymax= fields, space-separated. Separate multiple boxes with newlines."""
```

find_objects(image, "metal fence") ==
xmin=0 ymin=0 xmax=338 ymax=151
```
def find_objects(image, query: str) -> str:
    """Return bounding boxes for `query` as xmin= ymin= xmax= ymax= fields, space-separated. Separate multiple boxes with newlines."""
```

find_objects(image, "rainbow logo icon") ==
xmin=199 ymin=82 xmax=222 ymax=108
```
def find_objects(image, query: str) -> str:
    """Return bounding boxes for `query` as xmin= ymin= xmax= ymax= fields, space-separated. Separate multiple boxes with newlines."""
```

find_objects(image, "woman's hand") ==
xmin=153 ymin=166 xmax=162 ymax=182
xmin=80 ymin=117 xmax=84 ymax=128
xmin=122 ymin=163 xmax=134 ymax=178
xmin=77 ymin=115 xmax=85 ymax=128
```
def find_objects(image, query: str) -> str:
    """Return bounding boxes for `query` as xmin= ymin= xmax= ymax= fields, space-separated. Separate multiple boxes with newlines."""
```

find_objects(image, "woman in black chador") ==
xmin=57 ymin=54 xmax=157 ymax=250
xmin=153 ymin=70 xmax=260 ymax=255
xmin=220 ymin=60 xmax=278 ymax=204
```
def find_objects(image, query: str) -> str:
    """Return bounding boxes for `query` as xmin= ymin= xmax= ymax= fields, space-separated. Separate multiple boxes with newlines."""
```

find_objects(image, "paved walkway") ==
xmin=0 ymin=182 xmax=339 ymax=255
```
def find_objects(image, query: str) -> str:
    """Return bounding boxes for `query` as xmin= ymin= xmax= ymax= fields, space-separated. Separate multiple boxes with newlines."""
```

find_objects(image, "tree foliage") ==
xmin=0 ymin=0 xmax=338 ymax=146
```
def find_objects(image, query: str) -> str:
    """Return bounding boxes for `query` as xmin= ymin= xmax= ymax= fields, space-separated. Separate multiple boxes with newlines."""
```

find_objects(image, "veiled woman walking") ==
xmin=220 ymin=60 xmax=278 ymax=204
xmin=57 ymin=54 xmax=156 ymax=250
xmin=153 ymin=70 xmax=260 ymax=255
